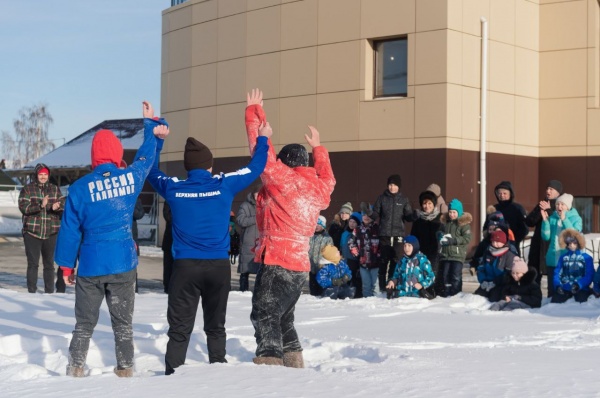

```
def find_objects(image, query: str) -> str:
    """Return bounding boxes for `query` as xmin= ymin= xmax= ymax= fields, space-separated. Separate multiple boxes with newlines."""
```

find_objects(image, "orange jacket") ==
xmin=245 ymin=105 xmax=336 ymax=272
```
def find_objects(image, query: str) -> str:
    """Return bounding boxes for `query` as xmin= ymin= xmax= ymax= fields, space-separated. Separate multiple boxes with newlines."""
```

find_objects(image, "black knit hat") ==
xmin=547 ymin=180 xmax=563 ymax=194
xmin=419 ymin=190 xmax=437 ymax=206
xmin=277 ymin=144 xmax=308 ymax=168
xmin=387 ymin=174 xmax=401 ymax=187
xmin=184 ymin=137 xmax=213 ymax=171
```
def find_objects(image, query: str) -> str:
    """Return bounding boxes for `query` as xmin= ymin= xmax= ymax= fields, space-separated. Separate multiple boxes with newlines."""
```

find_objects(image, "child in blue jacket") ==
xmin=317 ymin=245 xmax=355 ymax=300
xmin=475 ymin=229 xmax=516 ymax=302
xmin=552 ymin=229 xmax=594 ymax=303
xmin=386 ymin=235 xmax=435 ymax=299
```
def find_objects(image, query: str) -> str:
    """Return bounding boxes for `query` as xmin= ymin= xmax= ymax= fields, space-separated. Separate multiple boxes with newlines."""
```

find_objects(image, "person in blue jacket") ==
xmin=551 ymin=229 xmax=594 ymax=303
xmin=316 ymin=244 xmax=355 ymax=300
xmin=55 ymin=101 xmax=167 ymax=378
xmin=147 ymin=113 xmax=269 ymax=376
xmin=386 ymin=235 xmax=436 ymax=299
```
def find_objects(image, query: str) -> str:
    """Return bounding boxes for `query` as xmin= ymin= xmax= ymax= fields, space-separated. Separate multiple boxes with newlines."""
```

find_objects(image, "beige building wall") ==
xmin=160 ymin=0 xmax=599 ymax=161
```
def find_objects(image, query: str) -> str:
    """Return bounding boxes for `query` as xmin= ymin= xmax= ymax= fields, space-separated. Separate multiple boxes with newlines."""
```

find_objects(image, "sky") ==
xmin=0 ymin=0 xmax=167 ymax=148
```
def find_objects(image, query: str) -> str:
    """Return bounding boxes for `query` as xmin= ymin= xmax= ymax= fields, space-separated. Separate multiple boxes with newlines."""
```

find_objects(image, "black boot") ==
xmin=239 ymin=273 xmax=249 ymax=292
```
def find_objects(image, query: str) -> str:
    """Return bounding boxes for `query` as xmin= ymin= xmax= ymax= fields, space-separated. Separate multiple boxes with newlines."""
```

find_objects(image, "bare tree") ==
xmin=1 ymin=104 xmax=54 ymax=168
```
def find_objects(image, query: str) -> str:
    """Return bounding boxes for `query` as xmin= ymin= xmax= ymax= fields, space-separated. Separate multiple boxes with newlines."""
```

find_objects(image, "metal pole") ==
xmin=480 ymin=17 xmax=489 ymax=232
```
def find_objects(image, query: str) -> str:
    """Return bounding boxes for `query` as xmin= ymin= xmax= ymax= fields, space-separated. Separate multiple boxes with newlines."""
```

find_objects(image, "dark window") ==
xmin=573 ymin=197 xmax=593 ymax=234
xmin=374 ymin=37 xmax=408 ymax=98
xmin=171 ymin=0 xmax=188 ymax=6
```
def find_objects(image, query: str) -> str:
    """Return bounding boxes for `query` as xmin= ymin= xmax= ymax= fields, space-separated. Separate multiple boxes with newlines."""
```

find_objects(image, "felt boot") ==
xmin=252 ymin=356 xmax=284 ymax=366
xmin=282 ymin=351 xmax=304 ymax=368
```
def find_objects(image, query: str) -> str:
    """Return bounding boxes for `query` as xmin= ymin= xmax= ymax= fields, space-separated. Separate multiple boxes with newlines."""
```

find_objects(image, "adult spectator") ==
xmin=308 ymin=215 xmax=333 ymax=296
xmin=19 ymin=163 xmax=63 ymax=293
xmin=245 ymin=89 xmax=335 ymax=368
xmin=147 ymin=102 xmax=269 ymax=375
xmin=490 ymin=181 xmax=528 ymax=255
xmin=426 ymin=183 xmax=448 ymax=214
xmin=55 ymin=101 xmax=166 ymax=377
xmin=328 ymin=202 xmax=353 ymax=250
xmin=372 ymin=174 xmax=414 ymax=292
xmin=236 ymin=184 xmax=262 ymax=292
xmin=525 ymin=180 xmax=563 ymax=284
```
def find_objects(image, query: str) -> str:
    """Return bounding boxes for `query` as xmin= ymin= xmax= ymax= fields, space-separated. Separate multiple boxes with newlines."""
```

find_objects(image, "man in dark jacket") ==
xmin=524 ymin=180 xmax=563 ymax=284
xmin=490 ymin=181 xmax=528 ymax=255
xmin=19 ymin=163 xmax=63 ymax=293
xmin=147 ymin=107 xmax=269 ymax=375
xmin=372 ymin=174 xmax=414 ymax=292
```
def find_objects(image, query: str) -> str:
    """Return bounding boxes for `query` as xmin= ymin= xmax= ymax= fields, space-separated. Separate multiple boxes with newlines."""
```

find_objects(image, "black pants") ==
xmin=239 ymin=273 xmax=250 ymax=292
xmin=165 ymin=259 xmax=230 ymax=375
xmin=347 ymin=259 xmax=362 ymax=298
xmin=441 ymin=260 xmax=463 ymax=297
xmin=162 ymin=248 xmax=174 ymax=293
xmin=546 ymin=266 xmax=555 ymax=298
xmin=251 ymin=264 xmax=306 ymax=358
xmin=24 ymin=233 xmax=57 ymax=293
xmin=378 ymin=236 xmax=403 ymax=291
xmin=308 ymin=272 xmax=323 ymax=296
xmin=551 ymin=289 xmax=591 ymax=304
xmin=69 ymin=268 xmax=136 ymax=369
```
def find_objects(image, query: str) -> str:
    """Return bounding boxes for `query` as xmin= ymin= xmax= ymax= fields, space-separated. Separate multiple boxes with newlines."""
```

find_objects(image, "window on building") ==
xmin=171 ymin=0 xmax=188 ymax=6
xmin=573 ymin=197 xmax=593 ymax=234
xmin=374 ymin=37 xmax=408 ymax=98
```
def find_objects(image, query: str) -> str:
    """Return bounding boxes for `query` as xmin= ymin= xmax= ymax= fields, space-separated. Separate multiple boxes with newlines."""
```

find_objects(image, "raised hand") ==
xmin=143 ymin=101 xmax=154 ymax=119
xmin=304 ymin=125 xmax=321 ymax=148
xmin=246 ymin=89 xmax=263 ymax=107
xmin=258 ymin=121 xmax=272 ymax=139
xmin=153 ymin=125 xmax=169 ymax=139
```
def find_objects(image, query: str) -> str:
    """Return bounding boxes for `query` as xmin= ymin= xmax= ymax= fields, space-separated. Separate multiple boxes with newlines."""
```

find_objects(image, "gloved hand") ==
xmin=439 ymin=233 xmax=452 ymax=245
xmin=480 ymin=281 xmax=489 ymax=291
xmin=509 ymin=295 xmax=521 ymax=301
xmin=342 ymin=275 xmax=350 ymax=283
xmin=571 ymin=282 xmax=580 ymax=294
xmin=386 ymin=287 xmax=397 ymax=300
xmin=481 ymin=281 xmax=495 ymax=292
xmin=332 ymin=278 xmax=343 ymax=286
xmin=556 ymin=286 xmax=565 ymax=295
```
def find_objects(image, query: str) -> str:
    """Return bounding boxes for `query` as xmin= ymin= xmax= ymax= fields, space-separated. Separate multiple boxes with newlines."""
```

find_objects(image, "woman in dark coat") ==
xmin=411 ymin=190 xmax=442 ymax=294
xmin=236 ymin=184 xmax=261 ymax=292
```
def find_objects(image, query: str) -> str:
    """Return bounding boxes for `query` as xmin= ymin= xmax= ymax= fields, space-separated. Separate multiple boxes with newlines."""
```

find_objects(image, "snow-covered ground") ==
xmin=3 ymin=191 xmax=600 ymax=396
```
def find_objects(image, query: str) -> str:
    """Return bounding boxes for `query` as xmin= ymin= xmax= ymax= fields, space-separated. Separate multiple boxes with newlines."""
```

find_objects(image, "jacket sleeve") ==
xmin=513 ymin=204 xmax=529 ymax=243
xmin=236 ymin=202 xmax=255 ymax=228
xmin=133 ymin=199 xmax=145 ymax=221
xmin=316 ymin=266 xmax=332 ymax=289
xmin=455 ymin=225 xmax=472 ymax=246
xmin=311 ymin=146 xmax=336 ymax=209
xmin=593 ymin=267 xmax=600 ymax=294
xmin=576 ymin=254 xmax=595 ymax=290
xmin=224 ymin=136 xmax=269 ymax=195
xmin=520 ymin=283 xmax=543 ymax=308
xmin=554 ymin=255 xmax=564 ymax=290
xmin=54 ymin=193 xmax=82 ymax=268
xmin=419 ymin=255 xmax=435 ymax=288
xmin=129 ymin=117 xmax=163 ymax=193
xmin=541 ymin=219 xmax=550 ymax=241
xmin=525 ymin=205 xmax=542 ymax=228
xmin=340 ymin=260 xmax=352 ymax=281
xmin=372 ymin=195 xmax=383 ymax=223
xmin=18 ymin=185 xmax=42 ymax=216
xmin=402 ymin=199 xmax=414 ymax=223
xmin=563 ymin=212 xmax=583 ymax=232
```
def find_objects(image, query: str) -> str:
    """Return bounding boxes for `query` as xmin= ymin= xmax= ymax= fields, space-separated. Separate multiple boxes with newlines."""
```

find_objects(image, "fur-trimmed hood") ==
xmin=516 ymin=267 xmax=538 ymax=286
xmin=440 ymin=212 xmax=473 ymax=226
xmin=559 ymin=228 xmax=585 ymax=250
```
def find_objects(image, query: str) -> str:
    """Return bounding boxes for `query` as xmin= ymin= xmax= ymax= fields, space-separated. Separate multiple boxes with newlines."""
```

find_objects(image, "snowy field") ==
xmin=3 ymin=191 xmax=600 ymax=396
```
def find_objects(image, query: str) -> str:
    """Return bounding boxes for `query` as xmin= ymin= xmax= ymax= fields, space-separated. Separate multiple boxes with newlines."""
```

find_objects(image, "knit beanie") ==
xmin=350 ymin=212 xmax=362 ymax=224
xmin=490 ymin=229 xmax=507 ymax=245
xmin=321 ymin=244 xmax=341 ymax=265
xmin=91 ymin=129 xmax=124 ymax=169
xmin=511 ymin=257 xmax=528 ymax=274
xmin=403 ymin=235 xmax=420 ymax=254
xmin=448 ymin=198 xmax=464 ymax=217
xmin=339 ymin=202 xmax=353 ymax=215
xmin=277 ymin=144 xmax=308 ymax=168
xmin=547 ymin=180 xmax=564 ymax=195
xmin=316 ymin=215 xmax=327 ymax=229
xmin=360 ymin=202 xmax=373 ymax=217
xmin=387 ymin=174 xmax=402 ymax=187
xmin=556 ymin=193 xmax=573 ymax=210
xmin=184 ymin=137 xmax=213 ymax=171
xmin=37 ymin=167 xmax=49 ymax=175
xmin=426 ymin=183 xmax=441 ymax=197
xmin=419 ymin=190 xmax=437 ymax=206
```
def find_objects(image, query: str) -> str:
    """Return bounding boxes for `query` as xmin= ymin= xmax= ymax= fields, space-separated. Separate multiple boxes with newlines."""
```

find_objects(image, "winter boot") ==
xmin=114 ymin=366 xmax=134 ymax=377
xmin=66 ymin=365 xmax=86 ymax=377
xmin=252 ymin=356 xmax=284 ymax=366
xmin=239 ymin=273 xmax=249 ymax=292
xmin=282 ymin=351 xmax=304 ymax=368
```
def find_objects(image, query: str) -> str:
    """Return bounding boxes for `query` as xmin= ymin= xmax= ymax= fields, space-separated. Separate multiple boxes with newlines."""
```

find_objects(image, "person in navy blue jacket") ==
xmin=55 ymin=101 xmax=167 ymax=378
xmin=551 ymin=229 xmax=594 ymax=303
xmin=147 ymin=112 xmax=269 ymax=376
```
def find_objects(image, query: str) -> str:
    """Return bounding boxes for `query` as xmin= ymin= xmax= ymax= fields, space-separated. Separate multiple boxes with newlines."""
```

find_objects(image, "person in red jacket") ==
xmin=245 ymin=89 xmax=336 ymax=368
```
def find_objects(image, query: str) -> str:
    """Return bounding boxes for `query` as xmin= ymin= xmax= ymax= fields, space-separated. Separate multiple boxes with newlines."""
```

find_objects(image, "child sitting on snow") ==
xmin=317 ymin=245 xmax=355 ymax=300
xmin=489 ymin=257 xmax=542 ymax=311
xmin=385 ymin=235 xmax=435 ymax=300
xmin=475 ymin=229 xmax=516 ymax=302
xmin=551 ymin=229 xmax=594 ymax=303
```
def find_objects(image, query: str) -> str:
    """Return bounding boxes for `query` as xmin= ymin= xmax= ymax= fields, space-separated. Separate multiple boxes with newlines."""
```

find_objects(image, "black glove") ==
xmin=342 ymin=275 xmax=350 ymax=283
xmin=571 ymin=283 xmax=580 ymax=294
xmin=556 ymin=286 xmax=565 ymax=295
xmin=332 ymin=278 xmax=343 ymax=286
xmin=419 ymin=288 xmax=434 ymax=300
xmin=386 ymin=287 xmax=398 ymax=300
